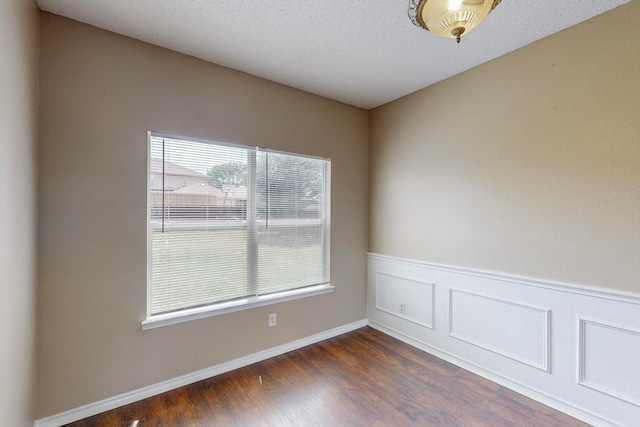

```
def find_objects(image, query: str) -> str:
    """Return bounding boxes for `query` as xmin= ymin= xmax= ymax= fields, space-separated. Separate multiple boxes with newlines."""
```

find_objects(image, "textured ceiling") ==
xmin=36 ymin=0 xmax=628 ymax=109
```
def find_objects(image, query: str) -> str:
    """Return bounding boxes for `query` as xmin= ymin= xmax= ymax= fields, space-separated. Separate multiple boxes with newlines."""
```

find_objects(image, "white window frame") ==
xmin=142 ymin=132 xmax=332 ymax=330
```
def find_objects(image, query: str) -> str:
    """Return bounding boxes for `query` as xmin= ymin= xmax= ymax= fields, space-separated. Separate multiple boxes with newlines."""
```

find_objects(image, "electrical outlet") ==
xmin=268 ymin=313 xmax=277 ymax=327
xmin=400 ymin=303 xmax=406 ymax=314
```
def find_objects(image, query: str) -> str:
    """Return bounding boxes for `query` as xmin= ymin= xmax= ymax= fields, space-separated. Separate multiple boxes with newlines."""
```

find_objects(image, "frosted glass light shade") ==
xmin=408 ymin=0 xmax=502 ymax=42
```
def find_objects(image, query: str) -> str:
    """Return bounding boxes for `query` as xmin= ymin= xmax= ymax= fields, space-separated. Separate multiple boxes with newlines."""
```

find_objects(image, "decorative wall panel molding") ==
xmin=375 ymin=272 xmax=434 ymax=328
xmin=578 ymin=318 xmax=640 ymax=407
xmin=448 ymin=289 xmax=550 ymax=371
xmin=367 ymin=252 xmax=640 ymax=427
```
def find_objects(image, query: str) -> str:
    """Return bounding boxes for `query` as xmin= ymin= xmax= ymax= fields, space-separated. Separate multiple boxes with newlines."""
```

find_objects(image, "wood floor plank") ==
xmin=63 ymin=327 xmax=588 ymax=426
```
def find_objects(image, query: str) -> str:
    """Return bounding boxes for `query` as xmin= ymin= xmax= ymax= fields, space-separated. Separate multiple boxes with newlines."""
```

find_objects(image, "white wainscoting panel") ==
xmin=449 ymin=289 xmax=550 ymax=371
xmin=579 ymin=318 xmax=640 ymax=407
xmin=367 ymin=252 xmax=640 ymax=427
xmin=376 ymin=272 xmax=434 ymax=328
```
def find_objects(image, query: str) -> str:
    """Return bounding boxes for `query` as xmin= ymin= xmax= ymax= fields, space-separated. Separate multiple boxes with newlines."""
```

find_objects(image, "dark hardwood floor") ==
xmin=64 ymin=327 xmax=588 ymax=426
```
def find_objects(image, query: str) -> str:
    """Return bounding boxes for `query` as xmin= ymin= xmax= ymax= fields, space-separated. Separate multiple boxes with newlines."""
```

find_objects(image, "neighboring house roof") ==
xmin=150 ymin=158 xmax=206 ymax=178
xmin=172 ymin=183 xmax=226 ymax=197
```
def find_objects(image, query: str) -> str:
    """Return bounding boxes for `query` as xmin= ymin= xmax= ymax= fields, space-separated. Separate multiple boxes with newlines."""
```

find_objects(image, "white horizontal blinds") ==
xmin=148 ymin=134 xmax=330 ymax=316
xmin=149 ymin=136 xmax=253 ymax=315
xmin=256 ymin=151 xmax=329 ymax=294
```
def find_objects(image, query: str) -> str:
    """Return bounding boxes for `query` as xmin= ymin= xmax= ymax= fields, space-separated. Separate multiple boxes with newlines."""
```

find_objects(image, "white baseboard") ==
xmin=34 ymin=319 xmax=368 ymax=427
xmin=367 ymin=252 xmax=640 ymax=427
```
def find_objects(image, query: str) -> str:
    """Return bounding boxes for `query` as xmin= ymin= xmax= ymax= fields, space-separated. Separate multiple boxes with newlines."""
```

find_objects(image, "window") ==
xmin=144 ymin=133 xmax=331 ymax=328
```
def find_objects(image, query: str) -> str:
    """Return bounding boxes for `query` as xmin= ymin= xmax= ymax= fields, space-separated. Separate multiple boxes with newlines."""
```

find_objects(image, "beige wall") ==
xmin=370 ymin=2 xmax=640 ymax=293
xmin=36 ymin=1 xmax=640 ymax=419
xmin=37 ymin=14 xmax=368 ymax=417
xmin=0 ymin=0 xmax=39 ymax=426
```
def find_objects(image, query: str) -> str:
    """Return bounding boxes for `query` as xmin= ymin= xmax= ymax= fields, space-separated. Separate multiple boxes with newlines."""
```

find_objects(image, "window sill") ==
xmin=142 ymin=284 xmax=334 ymax=330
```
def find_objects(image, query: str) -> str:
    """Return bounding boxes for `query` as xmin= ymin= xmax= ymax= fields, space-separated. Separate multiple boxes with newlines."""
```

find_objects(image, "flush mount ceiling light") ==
xmin=408 ymin=0 xmax=502 ymax=43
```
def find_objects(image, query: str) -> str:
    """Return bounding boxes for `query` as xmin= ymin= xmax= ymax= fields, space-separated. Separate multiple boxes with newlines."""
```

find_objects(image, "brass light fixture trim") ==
xmin=408 ymin=0 xmax=502 ymax=43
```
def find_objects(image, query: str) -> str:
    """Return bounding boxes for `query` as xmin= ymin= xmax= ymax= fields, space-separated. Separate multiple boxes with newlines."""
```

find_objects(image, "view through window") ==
xmin=148 ymin=134 xmax=331 ymax=317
